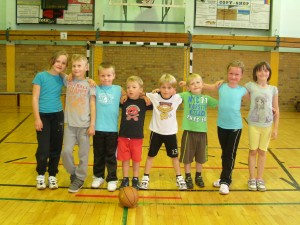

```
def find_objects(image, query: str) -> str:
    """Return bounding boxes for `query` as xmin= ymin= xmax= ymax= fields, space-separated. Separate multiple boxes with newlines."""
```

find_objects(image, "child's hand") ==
xmin=178 ymin=81 xmax=186 ymax=87
xmin=214 ymin=80 xmax=224 ymax=89
xmin=142 ymin=96 xmax=151 ymax=106
xmin=34 ymin=119 xmax=43 ymax=131
xmin=120 ymin=95 xmax=128 ymax=104
xmin=152 ymin=88 xmax=160 ymax=93
xmin=67 ymin=73 xmax=73 ymax=81
xmin=271 ymin=129 xmax=278 ymax=140
xmin=87 ymin=78 xmax=97 ymax=87
xmin=87 ymin=125 xmax=95 ymax=136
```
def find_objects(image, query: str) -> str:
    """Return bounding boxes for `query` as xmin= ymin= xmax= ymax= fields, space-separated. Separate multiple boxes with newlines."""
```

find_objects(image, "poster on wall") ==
xmin=16 ymin=0 xmax=94 ymax=25
xmin=194 ymin=0 xmax=271 ymax=30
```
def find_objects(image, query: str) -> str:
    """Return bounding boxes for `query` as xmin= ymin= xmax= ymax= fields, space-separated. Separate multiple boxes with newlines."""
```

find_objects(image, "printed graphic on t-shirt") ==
xmin=97 ymin=92 xmax=114 ymax=104
xmin=157 ymin=102 xmax=173 ymax=120
xmin=67 ymin=82 xmax=89 ymax=115
xmin=187 ymin=95 xmax=208 ymax=122
xmin=126 ymin=105 xmax=140 ymax=121
xmin=249 ymin=95 xmax=273 ymax=123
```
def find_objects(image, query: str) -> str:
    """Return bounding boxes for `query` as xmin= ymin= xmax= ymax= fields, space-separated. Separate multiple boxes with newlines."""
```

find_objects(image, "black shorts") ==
xmin=148 ymin=131 xmax=178 ymax=158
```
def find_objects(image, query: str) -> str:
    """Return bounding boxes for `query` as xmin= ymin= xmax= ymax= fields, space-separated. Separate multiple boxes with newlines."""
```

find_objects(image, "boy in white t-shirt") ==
xmin=139 ymin=74 xmax=187 ymax=190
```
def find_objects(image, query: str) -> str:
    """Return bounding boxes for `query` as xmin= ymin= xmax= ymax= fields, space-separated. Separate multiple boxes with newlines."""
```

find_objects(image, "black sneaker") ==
xmin=185 ymin=176 xmax=194 ymax=189
xmin=132 ymin=178 xmax=140 ymax=190
xmin=195 ymin=176 xmax=205 ymax=187
xmin=120 ymin=177 xmax=129 ymax=189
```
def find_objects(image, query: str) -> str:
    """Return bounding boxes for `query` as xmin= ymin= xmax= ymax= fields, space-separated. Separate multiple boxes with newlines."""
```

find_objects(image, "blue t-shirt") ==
xmin=95 ymin=85 xmax=122 ymax=132
xmin=217 ymin=83 xmax=247 ymax=129
xmin=32 ymin=71 xmax=64 ymax=113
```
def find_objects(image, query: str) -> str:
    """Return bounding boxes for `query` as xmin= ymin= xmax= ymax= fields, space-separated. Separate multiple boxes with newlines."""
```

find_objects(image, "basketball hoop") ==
xmin=136 ymin=0 xmax=155 ymax=8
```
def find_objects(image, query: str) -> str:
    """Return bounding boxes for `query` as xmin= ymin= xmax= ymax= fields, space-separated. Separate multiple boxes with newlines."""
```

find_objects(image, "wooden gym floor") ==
xmin=0 ymin=106 xmax=300 ymax=225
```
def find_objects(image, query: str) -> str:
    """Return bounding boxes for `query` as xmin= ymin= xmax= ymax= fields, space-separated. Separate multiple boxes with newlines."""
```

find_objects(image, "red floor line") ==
xmin=11 ymin=162 xmax=279 ymax=169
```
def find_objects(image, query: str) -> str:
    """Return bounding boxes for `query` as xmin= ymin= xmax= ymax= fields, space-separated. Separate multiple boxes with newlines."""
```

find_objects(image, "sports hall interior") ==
xmin=0 ymin=1 xmax=299 ymax=225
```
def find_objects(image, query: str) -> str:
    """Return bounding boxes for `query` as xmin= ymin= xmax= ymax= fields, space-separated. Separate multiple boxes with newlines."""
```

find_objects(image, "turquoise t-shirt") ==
xmin=95 ymin=85 xmax=121 ymax=132
xmin=217 ymin=83 xmax=247 ymax=129
xmin=32 ymin=71 xmax=64 ymax=113
xmin=179 ymin=92 xmax=218 ymax=132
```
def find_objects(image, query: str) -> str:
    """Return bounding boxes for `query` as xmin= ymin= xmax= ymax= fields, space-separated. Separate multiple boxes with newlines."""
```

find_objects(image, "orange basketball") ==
xmin=118 ymin=186 xmax=139 ymax=208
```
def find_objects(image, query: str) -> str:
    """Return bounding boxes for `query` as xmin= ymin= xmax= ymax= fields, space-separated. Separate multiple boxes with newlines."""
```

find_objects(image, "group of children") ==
xmin=32 ymin=50 xmax=279 ymax=195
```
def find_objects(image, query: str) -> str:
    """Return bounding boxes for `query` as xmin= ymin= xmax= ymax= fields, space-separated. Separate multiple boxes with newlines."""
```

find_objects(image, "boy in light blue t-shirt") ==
xmin=91 ymin=62 xmax=126 ymax=192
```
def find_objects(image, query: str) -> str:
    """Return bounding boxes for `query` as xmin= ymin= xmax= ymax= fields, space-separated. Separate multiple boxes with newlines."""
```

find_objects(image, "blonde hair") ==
xmin=186 ymin=73 xmax=203 ymax=86
xmin=158 ymin=73 xmax=177 ymax=88
xmin=98 ymin=62 xmax=115 ymax=74
xmin=71 ymin=54 xmax=88 ymax=64
xmin=227 ymin=60 xmax=245 ymax=74
xmin=49 ymin=50 xmax=69 ymax=69
xmin=126 ymin=76 xmax=143 ymax=87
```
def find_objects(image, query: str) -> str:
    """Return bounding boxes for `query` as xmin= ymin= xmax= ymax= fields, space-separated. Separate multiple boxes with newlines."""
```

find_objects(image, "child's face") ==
xmin=256 ymin=66 xmax=270 ymax=82
xmin=52 ymin=55 xmax=68 ymax=74
xmin=188 ymin=78 xmax=203 ymax=94
xmin=126 ymin=81 xmax=143 ymax=100
xmin=98 ymin=68 xmax=115 ymax=86
xmin=159 ymin=83 xmax=176 ymax=99
xmin=72 ymin=60 xmax=88 ymax=79
xmin=227 ymin=66 xmax=243 ymax=87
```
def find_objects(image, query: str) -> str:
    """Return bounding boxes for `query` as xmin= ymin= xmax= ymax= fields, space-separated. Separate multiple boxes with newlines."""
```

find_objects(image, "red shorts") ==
xmin=117 ymin=137 xmax=143 ymax=162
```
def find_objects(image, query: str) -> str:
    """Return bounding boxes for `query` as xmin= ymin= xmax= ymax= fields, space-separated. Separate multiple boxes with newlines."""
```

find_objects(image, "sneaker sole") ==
xmin=68 ymin=187 xmax=82 ymax=193
xmin=37 ymin=187 xmax=46 ymax=190
xmin=139 ymin=185 xmax=148 ymax=190
xmin=248 ymin=187 xmax=257 ymax=191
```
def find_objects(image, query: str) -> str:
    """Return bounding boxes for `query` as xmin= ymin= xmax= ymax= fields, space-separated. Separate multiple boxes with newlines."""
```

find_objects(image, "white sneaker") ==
xmin=107 ymin=180 xmax=118 ymax=192
xmin=140 ymin=175 xmax=150 ymax=190
xmin=219 ymin=183 xmax=229 ymax=195
xmin=91 ymin=176 xmax=105 ymax=188
xmin=48 ymin=176 xmax=58 ymax=189
xmin=213 ymin=179 xmax=221 ymax=187
xmin=256 ymin=179 xmax=266 ymax=192
xmin=248 ymin=179 xmax=257 ymax=191
xmin=176 ymin=175 xmax=187 ymax=190
xmin=36 ymin=175 xmax=46 ymax=190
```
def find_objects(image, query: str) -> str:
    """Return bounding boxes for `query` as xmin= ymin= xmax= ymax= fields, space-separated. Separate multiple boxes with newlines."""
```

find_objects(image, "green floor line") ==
xmin=1 ymin=197 xmax=300 ymax=207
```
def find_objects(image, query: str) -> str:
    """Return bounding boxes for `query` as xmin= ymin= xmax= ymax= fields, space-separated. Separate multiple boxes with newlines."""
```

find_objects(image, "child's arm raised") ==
xmin=203 ymin=80 xmax=224 ymax=91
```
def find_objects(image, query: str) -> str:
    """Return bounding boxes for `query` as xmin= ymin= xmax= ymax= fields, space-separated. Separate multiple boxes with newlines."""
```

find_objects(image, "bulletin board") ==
xmin=16 ymin=0 xmax=94 ymax=25
xmin=194 ymin=0 xmax=271 ymax=30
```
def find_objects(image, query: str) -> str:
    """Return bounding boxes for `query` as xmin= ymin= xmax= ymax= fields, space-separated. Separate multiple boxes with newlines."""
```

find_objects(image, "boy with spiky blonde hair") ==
xmin=140 ymin=74 xmax=187 ymax=190
xmin=178 ymin=73 xmax=218 ymax=189
xmin=61 ymin=54 xmax=96 ymax=193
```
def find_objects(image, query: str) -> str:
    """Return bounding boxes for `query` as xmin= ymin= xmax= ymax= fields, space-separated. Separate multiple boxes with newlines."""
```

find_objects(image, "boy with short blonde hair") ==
xmin=179 ymin=73 xmax=218 ymax=189
xmin=117 ymin=76 xmax=152 ymax=189
xmin=92 ymin=62 xmax=126 ymax=192
xmin=61 ymin=54 xmax=96 ymax=193
xmin=140 ymin=73 xmax=187 ymax=190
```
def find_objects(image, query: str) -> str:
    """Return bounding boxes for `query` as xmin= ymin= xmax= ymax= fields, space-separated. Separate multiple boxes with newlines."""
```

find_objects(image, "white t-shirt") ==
xmin=146 ymin=92 xmax=182 ymax=135
xmin=246 ymin=81 xmax=278 ymax=127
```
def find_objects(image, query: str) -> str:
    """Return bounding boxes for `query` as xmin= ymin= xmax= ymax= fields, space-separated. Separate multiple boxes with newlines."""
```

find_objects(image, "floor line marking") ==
xmin=1 ymin=197 xmax=300 ymax=206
